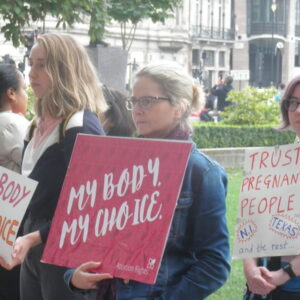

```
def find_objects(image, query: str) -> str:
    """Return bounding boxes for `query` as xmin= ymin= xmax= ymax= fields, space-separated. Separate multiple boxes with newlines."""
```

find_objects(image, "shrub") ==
xmin=221 ymin=87 xmax=279 ymax=125
xmin=192 ymin=123 xmax=296 ymax=148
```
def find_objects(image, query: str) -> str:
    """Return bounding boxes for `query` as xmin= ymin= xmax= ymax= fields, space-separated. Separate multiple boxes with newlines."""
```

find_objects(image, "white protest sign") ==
xmin=0 ymin=166 xmax=38 ymax=264
xmin=233 ymin=144 xmax=300 ymax=259
xmin=230 ymin=70 xmax=250 ymax=81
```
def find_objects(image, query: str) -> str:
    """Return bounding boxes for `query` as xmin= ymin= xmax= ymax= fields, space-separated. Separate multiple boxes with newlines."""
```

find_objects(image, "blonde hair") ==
xmin=135 ymin=61 xmax=201 ymax=130
xmin=34 ymin=33 xmax=107 ymax=118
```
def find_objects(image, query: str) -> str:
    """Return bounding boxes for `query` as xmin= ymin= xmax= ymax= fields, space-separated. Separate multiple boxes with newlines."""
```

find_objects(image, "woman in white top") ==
xmin=0 ymin=63 xmax=29 ymax=172
xmin=0 ymin=63 xmax=29 ymax=300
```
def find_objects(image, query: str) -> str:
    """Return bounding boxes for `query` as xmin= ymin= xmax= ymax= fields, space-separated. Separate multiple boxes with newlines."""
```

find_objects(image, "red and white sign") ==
xmin=42 ymin=135 xmax=192 ymax=284
xmin=0 ymin=167 xmax=38 ymax=264
xmin=233 ymin=144 xmax=300 ymax=259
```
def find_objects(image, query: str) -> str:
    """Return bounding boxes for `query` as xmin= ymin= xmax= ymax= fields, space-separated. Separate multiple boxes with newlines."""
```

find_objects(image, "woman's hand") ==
xmin=0 ymin=231 xmax=42 ymax=270
xmin=71 ymin=262 xmax=113 ymax=290
xmin=246 ymin=266 xmax=276 ymax=295
xmin=262 ymin=269 xmax=290 ymax=287
xmin=0 ymin=256 xmax=16 ymax=270
xmin=244 ymin=258 xmax=276 ymax=295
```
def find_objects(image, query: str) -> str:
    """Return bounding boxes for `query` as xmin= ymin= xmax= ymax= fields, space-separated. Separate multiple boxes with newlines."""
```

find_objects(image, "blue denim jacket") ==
xmin=65 ymin=143 xmax=230 ymax=300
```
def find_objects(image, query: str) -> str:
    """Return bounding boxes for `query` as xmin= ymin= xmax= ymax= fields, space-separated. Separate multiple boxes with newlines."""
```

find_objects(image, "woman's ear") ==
xmin=6 ymin=88 xmax=17 ymax=103
xmin=175 ymin=99 xmax=188 ymax=121
xmin=0 ymin=88 xmax=16 ymax=111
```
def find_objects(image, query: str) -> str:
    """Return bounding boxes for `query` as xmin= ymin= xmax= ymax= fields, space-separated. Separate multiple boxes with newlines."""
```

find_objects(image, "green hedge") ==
xmin=192 ymin=123 xmax=296 ymax=148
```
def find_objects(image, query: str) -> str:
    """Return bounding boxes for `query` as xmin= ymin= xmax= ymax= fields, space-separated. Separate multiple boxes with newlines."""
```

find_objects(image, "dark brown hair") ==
xmin=102 ymin=85 xmax=135 ymax=136
xmin=280 ymin=75 xmax=300 ymax=129
xmin=0 ymin=64 xmax=20 ymax=109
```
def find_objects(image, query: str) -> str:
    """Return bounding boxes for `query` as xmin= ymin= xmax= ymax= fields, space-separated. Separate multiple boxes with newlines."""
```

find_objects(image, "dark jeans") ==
xmin=20 ymin=217 xmax=85 ymax=300
xmin=273 ymin=289 xmax=300 ymax=300
xmin=0 ymin=265 xmax=20 ymax=300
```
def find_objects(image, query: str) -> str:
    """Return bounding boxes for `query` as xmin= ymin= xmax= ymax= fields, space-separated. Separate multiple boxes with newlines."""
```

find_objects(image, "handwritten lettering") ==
xmin=0 ymin=173 xmax=31 ymax=207
xmin=249 ymin=147 xmax=300 ymax=170
xmin=270 ymin=215 xmax=300 ymax=239
xmin=241 ymin=194 xmax=295 ymax=217
xmin=241 ymin=172 xmax=300 ymax=192
xmin=67 ymin=180 xmax=97 ymax=214
xmin=60 ymin=157 xmax=164 ymax=248
xmin=102 ymin=158 xmax=160 ymax=200
xmin=0 ymin=216 xmax=19 ymax=246
xmin=59 ymin=214 xmax=89 ymax=248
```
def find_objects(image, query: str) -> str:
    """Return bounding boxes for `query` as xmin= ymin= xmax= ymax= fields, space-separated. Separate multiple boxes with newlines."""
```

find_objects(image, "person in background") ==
xmin=199 ymin=87 xmax=217 ymax=122
xmin=65 ymin=61 xmax=230 ymax=300
xmin=0 ymin=63 xmax=29 ymax=300
xmin=102 ymin=85 xmax=135 ymax=137
xmin=243 ymin=75 xmax=300 ymax=300
xmin=0 ymin=33 xmax=107 ymax=300
xmin=211 ymin=75 xmax=234 ymax=112
xmin=274 ymin=83 xmax=285 ymax=102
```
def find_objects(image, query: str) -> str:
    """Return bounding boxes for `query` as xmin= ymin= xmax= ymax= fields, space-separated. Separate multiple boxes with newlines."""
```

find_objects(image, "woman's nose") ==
xmin=295 ymin=103 xmax=300 ymax=113
xmin=132 ymin=103 xmax=144 ymax=115
xmin=28 ymin=67 xmax=36 ymax=79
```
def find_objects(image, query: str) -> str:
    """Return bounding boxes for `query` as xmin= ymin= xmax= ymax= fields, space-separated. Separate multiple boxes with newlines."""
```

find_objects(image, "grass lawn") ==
xmin=207 ymin=168 xmax=245 ymax=300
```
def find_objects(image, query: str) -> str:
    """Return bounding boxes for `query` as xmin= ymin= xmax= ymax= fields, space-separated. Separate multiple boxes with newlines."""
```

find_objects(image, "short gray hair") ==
xmin=135 ymin=61 xmax=201 ymax=130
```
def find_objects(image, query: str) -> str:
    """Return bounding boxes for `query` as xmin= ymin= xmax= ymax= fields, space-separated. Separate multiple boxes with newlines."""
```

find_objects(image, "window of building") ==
xmin=219 ymin=51 xmax=225 ymax=67
xmin=295 ymin=40 xmax=300 ymax=67
xmin=296 ymin=0 xmax=300 ymax=26
xmin=176 ymin=6 xmax=183 ymax=26
xmin=218 ymin=1 xmax=222 ymax=30
xmin=192 ymin=49 xmax=200 ymax=66
xmin=207 ymin=0 xmax=211 ymax=27
xmin=251 ymin=0 xmax=286 ymax=23
xmin=203 ymin=50 xmax=215 ymax=67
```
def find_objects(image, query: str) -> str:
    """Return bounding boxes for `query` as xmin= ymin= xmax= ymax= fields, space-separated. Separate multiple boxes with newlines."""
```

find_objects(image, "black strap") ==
xmin=267 ymin=256 xmax=281 ymax=271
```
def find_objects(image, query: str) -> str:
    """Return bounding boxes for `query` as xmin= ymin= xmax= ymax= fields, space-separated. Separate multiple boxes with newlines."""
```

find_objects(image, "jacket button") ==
xmin=123 ymin=279 xmax=130 ymax=284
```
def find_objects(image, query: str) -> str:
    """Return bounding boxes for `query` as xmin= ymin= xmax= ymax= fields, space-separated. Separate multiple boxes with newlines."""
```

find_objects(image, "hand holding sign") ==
xmin=0 ymin=167 xmax=37 ymax=265
xmin=71 ymin=261 xmax=113 ymax=289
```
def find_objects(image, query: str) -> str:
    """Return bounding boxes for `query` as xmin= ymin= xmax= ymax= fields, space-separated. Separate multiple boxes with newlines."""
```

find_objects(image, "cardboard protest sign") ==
xmin=0 ymin=166 xmax=38 ymax=264
xmin=42 ymin=135 xmax=191 ymax=284
xmin=233 ymin=143 xmax=300 ymax=259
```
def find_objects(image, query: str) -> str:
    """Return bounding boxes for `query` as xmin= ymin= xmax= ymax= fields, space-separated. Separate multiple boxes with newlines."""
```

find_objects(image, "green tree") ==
xmin=0 ymin=0 xmax=99 ymax=47
xmin=0 ymin=0 xmax=182 ymax=48
xmin=107 ymin=0 xmax=182 ymax=50
xmin=221 ymin=87 xmax=280 ymax=125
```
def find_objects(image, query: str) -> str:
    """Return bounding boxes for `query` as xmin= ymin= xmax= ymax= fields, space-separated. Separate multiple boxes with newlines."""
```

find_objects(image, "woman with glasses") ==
xmin=66 ymin=61 xmax=230 ymax=299
xmin=243 ymin=75 xmax=300 ymax=300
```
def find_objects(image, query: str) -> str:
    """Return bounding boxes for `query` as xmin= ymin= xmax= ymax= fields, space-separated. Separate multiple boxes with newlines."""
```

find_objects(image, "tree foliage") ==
xmin=107 ymin=0 xmax=182 ymax=50
xmin=221 ymin=87 xmax=280 ymax=125
xmin=0 ymin=0 xmax=107 ymax=47
xmin=0 ymin=0 xmax=182 ymax=48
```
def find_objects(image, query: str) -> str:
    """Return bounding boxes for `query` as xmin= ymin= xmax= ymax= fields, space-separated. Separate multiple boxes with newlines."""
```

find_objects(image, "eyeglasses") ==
xmin=126 ymin=96 xmax=170 ymax=111
xmin=283 ymin=98 xmax=300 ymax=112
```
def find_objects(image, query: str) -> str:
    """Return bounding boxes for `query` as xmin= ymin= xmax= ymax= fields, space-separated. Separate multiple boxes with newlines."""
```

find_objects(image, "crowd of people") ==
xmin=0 ymin=32 xmax=299 ymax=300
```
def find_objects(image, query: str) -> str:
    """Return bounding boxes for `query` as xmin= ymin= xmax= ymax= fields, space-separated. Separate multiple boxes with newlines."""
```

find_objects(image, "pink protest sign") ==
xmin=42 ymin=134 xmax=191 ymax=284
